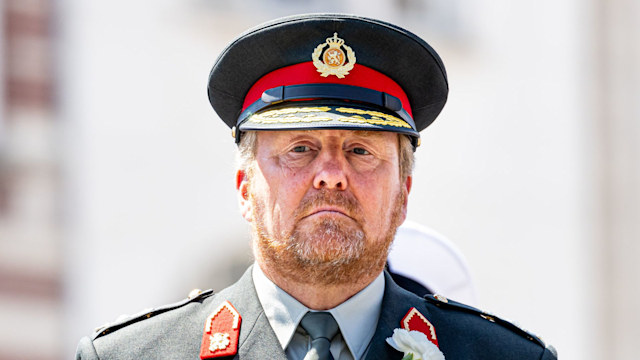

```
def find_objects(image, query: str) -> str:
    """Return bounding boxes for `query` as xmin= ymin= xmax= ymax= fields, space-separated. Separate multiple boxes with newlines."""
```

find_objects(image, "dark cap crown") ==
xmin=208 ymin=13 xmax=448 ymax=146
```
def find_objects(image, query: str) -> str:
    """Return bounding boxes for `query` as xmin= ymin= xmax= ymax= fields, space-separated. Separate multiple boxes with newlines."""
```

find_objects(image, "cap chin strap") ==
xmin=235 ymin=83 xmax=417 ymax=135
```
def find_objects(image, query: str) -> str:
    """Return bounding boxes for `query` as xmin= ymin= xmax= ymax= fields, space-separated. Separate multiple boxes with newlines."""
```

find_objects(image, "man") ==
xmin=76 ymin=14 xmax=557 ymax=359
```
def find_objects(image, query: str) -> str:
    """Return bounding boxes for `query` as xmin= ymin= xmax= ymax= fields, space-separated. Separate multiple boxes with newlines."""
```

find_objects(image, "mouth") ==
xmin=303 ymin=207 xmax=352 ymax=219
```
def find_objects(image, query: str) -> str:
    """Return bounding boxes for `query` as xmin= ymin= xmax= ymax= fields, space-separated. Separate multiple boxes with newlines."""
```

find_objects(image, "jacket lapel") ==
xmin=363 ymin=271 xmax=432 ymax=360
xmin=210 ymin=266 xmax=287 ymax=360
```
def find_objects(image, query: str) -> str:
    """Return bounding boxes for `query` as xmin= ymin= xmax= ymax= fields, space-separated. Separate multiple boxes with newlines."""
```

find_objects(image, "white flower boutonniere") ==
xmin=386 ymin=328 xmax=445 ymax=360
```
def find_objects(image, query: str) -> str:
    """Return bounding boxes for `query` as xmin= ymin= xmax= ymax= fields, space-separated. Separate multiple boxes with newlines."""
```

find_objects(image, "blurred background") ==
xmin=1 ymin=0 xmax=638 ymax=359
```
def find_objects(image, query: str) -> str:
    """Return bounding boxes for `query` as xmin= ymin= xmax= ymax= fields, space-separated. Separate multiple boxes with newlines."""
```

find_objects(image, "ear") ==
xmin=400 ymin=175 xmax=412 ymax=221
xmin=236 ymin=169 xmax=253 ymax=222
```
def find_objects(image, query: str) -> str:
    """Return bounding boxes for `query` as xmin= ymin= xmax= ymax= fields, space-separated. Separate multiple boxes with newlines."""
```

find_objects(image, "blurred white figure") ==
xmin=387 ymin=220 xmax=479 ymax=306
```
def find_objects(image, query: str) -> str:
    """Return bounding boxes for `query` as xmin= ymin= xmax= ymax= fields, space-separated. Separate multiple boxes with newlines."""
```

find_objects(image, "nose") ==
xmin=312 ymin=150 xmax=348 ymax=191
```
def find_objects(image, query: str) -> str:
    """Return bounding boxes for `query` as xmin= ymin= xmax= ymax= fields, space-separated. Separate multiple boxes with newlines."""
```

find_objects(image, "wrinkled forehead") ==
xmin=254 ymin=129 xmax=401 ymax=149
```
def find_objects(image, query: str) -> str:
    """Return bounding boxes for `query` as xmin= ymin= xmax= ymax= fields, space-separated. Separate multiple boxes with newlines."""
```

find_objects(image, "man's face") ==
xmin=238 ymin=129 xmax=411 ymax=285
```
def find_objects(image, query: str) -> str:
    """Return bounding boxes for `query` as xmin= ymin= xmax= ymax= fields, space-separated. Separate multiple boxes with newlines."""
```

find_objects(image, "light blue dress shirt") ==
xmin=252 ymin=264 xmax=385 ymax=360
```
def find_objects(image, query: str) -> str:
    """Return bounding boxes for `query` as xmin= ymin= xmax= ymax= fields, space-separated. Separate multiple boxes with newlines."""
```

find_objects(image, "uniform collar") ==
xmin=252 ymin=263 xmax=385 ymax=359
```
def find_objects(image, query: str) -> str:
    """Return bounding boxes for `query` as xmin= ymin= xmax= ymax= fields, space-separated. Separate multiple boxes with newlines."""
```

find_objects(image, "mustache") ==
xmin=294 ymin=189 xmax=361 ymax=220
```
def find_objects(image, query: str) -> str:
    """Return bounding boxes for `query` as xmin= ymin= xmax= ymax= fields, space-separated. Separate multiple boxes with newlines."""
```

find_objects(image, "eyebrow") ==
xmin=351 ymin=130 xmax=386 ymax=138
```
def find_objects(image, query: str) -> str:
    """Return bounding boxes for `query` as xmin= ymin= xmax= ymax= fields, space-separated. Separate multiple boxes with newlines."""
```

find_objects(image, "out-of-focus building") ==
xmin=0 ymin=1 xmax=638 ymax=359
xmin=0 ymin=0 xmax=62 ymax=359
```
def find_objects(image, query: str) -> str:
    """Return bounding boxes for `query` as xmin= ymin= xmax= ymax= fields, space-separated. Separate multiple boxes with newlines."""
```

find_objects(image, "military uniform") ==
xmin=76 ymin=14 xmax=557 ymax=359
xmin=76 ymin=267 xmax=556 ymax=359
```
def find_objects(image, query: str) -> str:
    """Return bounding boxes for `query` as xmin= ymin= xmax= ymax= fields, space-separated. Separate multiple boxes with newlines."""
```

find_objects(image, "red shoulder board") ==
xmin=200 ymin=300 xmax=242 ymax=359
xmin=401 ymin=307 xmax=439 ymax=347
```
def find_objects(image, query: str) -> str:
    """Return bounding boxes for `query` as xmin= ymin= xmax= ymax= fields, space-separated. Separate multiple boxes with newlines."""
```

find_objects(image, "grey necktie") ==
xmin=299 ymin=312 xmax=340 ymax=360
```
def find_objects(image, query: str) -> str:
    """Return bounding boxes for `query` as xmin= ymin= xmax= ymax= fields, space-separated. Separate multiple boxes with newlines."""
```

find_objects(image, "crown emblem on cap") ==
xmin=312 ymin=33 xmax=356 ymax=78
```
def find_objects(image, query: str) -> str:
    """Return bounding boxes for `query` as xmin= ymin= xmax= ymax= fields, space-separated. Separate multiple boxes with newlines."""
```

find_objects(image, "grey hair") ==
xmin=236 ymin=131 xmax=258 ymax=176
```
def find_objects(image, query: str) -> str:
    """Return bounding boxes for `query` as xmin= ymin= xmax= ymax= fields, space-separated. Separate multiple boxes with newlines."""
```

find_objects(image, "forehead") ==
xmin=256 ymin=129 xmax=399 ymax=146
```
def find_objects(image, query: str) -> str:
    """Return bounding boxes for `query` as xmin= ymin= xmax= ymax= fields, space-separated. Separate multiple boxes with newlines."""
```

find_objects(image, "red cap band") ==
xmin=242 ymin=62 xmax=412 ymax=117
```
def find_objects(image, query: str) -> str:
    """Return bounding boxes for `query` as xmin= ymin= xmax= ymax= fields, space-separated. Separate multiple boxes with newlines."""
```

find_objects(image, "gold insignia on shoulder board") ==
xmin=434 ymin=294 xmax=449 ymax=303
xmin=312 ymin=33 xmax=356 ymax=78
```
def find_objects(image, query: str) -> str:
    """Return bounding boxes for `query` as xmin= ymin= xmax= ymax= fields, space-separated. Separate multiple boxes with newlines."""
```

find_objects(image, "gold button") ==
xmin=481 ymin=314 xmax=496 ymax=323
xmin=231 ymin=126 xmax=236 ymax=138
xmin=188 ymin=288 xmax=203 ymax=299
xmin=434 ymin=294 xmax=448 ymax=303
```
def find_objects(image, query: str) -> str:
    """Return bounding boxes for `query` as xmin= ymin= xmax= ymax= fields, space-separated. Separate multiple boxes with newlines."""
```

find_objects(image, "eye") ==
xmin=291 ymin=145 xmax=311 ymax=153
xmin=352 ymin=147 xmax=370 ymax=155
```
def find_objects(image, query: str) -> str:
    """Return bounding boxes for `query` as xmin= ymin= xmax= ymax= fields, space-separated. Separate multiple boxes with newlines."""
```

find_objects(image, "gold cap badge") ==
xmin=312 ymin=33 xmax=356 ymax=78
